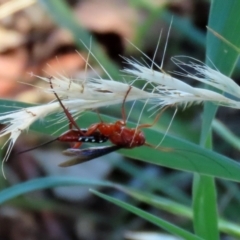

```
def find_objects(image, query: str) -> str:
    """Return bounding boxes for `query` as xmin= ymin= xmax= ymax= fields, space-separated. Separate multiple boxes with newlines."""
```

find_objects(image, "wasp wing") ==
xmin=59 ymin=145 xmax=121 ymax=167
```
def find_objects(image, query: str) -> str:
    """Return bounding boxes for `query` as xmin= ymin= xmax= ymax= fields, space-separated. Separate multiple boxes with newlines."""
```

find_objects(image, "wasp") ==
xmin=20 ymin=78 xmax=169 ymax=167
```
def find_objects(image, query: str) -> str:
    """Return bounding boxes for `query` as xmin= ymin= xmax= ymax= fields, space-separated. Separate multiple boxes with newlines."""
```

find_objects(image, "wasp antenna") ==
xmin=144 ymin=142 xmax=173 ymax=152
xmin=122 ymin=86 xmax=132 ymax=124
xmin=48 ymin=77 xmax=84 ymax=134
xmin=156 ymin=107 xmax=178 ymax=148
xmin=18 ymin=138 xmax=58 ymax=154
xmin=95 ymin=109 xmax=104 ymax=123
xmin=137 ymin=105 xmax=170 ymax=130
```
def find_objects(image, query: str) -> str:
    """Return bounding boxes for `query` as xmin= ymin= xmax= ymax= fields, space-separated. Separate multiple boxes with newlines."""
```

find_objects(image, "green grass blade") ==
xmin=193 ymin=1 xmax=240 ymax=239
xmin=193 ymin=175 xmax=218 ymax=239
xmin=91 ymin=189 xmax=204 ymax=240
xmin=118 ymin=187 xmax=240 ymax=238
xmin=2 ymin=100 xmax=240 ymax=181
xmin=212 ymin=119 xmax=240 ymax=150
xmin=0 ymin=177 xmax=114 ymax=204
xmin=206 ymin=1 xmax=240 ymax=74
xmin=113 ymin=159 xmax=190 ymax=204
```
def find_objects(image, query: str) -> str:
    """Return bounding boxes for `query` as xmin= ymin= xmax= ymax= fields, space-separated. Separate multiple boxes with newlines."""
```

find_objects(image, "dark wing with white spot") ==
xmin=59 ymin=145 xmax=121 ymax=167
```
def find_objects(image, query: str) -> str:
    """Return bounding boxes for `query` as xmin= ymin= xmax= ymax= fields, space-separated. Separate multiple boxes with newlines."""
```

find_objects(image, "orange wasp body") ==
xmin=20 ymin=79 xmax=167 ymax=166
xmin=46 ymin=79 xmax=168 ymax=166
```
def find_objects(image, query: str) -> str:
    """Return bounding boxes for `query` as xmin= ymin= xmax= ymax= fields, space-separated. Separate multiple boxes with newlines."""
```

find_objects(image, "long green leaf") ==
xmin=212 ymin=119 xmax=240 ymax=150
xmin=118 ymin=187 xmax=240 ymax=238
xmin=193 ymin=175 xmax=218 ymax=239
xmin=91 ymin=189 xmax=204 ymax=240
xmin=1 ymin=100 xmax=240 ymax=181
xmin=0 ymin=177 xmax=113 ymax=204
xmin=193 ymin=1 xmax=240 ymax=239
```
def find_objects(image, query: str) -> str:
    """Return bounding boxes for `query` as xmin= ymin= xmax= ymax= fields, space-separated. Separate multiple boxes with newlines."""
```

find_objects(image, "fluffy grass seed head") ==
xmin=1 ymin=42 xmax=240 ymax=178
xmin=0 ymin=73 xmax=157 ymax=178
xmin=0 ymin=103 xmax=59 ymax=178
xmin=123 ymin=56 xmax=240 ymax=109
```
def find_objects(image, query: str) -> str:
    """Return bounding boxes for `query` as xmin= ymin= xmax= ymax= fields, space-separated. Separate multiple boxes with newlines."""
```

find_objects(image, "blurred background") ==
xmin=0 ymin=0 xmax=239 ymax=240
